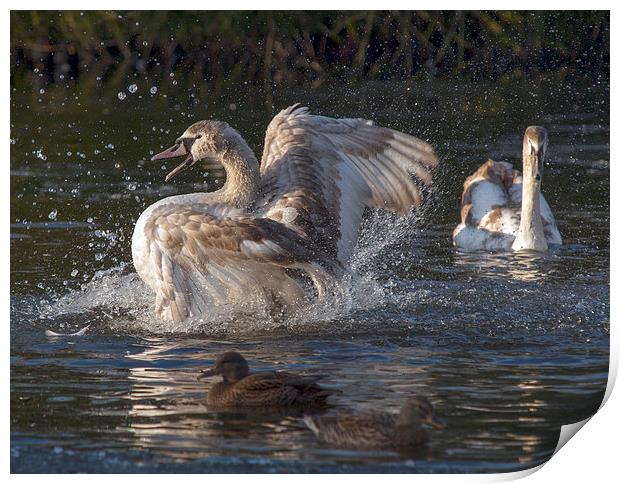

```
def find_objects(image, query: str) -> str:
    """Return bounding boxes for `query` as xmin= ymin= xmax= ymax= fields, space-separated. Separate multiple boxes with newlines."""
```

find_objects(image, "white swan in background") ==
xmin=132 ymin=105 xmax=439 ymax=323
xmin=453 ymin=126 xmax=562 ymax=252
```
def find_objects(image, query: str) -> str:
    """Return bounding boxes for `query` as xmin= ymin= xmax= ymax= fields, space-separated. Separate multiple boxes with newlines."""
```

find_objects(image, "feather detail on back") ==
xmin=304 ymin=410 xmax=430 ymax=449
xmin=134 ymin=201 xmax=323 ymax=322
xmin=206 ymin=371 xmax=337 ymax=407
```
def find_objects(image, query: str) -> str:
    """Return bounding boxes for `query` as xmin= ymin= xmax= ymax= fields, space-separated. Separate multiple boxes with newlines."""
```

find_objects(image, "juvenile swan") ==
xmin=132 ymin=105 xmax=439 ymax=322
xmin=452 ymin=126 xmax=562 ymax=252
xmin=304 ymin=396 xmax=445 ymax=449
xmin=199 ymin=351 xmax=338 ymax=407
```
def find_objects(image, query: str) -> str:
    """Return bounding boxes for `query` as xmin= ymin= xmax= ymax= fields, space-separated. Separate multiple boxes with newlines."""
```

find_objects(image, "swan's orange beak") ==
xmin=150 ymin=140 xmax=197 ymax=181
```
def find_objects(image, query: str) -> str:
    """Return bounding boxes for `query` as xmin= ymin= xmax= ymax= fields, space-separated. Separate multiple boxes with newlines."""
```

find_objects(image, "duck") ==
xmin=131 ymin=105 xmax=439 ymax=322
xmin=303 ymin=396 xmax=445 ymax=449
xmin=198 ymin=351 xmax=339 ymax=408
xmin=452 ymin=126 xmax=562 ymax=252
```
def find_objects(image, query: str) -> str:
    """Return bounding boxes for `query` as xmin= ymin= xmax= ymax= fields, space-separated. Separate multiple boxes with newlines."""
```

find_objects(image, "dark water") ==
xmin=10 ymin=78 xmax=609 ymax=473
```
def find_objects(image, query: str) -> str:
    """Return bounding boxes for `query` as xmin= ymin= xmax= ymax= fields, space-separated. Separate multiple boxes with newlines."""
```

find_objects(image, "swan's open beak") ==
xmin=150 ymin=141 xmax=197 ymax=181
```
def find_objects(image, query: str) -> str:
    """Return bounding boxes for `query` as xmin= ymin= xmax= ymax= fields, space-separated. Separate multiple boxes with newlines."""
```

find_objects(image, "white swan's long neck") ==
xmin=512 ymin=149 xmax=547 ymax=252
xmin=188 ymin=133 xmax=261 ymax=209
xmin=209 ymin=137 xmax=261 ymax=209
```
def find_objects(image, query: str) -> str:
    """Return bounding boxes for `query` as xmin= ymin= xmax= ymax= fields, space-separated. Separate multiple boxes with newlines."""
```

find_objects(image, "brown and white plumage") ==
xmin=304 ymin=396 xmax=445 ymax=449
xmin=132 ymin=105 xmax=439 ymax=322
xmin=199 ymin=352 xmax=337 ymax=408
xmin=453 ymin=126 xmax=562 ymax=252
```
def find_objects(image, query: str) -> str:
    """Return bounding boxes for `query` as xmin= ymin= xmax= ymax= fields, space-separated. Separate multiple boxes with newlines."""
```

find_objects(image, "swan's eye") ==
xmin=195 ymin=135 xmax=203 ymax=139
xmin=535 ymin=174 xmax=541 ymax=181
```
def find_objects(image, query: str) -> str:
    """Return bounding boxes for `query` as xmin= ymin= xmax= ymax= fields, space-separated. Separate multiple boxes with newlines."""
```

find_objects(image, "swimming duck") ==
xmin=304 ymin=396 xmax=445 ymax=449
xmin=199 ymin=351 xmax=338 ymax=408
xmin=132 ymin=105 xmax=439 ymax=322
xmin=452 ymin=126 xmax=562 ymax=252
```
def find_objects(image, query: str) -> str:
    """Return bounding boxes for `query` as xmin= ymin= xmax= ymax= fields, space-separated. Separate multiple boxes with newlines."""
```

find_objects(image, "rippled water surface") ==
xmin=11 ymin=79 xmax=609 ymax=473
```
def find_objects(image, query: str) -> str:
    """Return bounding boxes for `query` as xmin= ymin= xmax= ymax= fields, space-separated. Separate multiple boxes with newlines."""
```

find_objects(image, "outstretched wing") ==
xmin=140 ymin=203 xmax=318 ymax=322
xmin=259 ymin=105 xmax=439 ymax=263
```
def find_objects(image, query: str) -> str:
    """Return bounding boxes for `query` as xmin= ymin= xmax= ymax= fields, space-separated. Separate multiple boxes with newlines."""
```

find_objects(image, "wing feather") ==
xmin=142 ymin=203 xmax=319 ymax=322
xmin=260 ymin=105 xmax=439 ymax=262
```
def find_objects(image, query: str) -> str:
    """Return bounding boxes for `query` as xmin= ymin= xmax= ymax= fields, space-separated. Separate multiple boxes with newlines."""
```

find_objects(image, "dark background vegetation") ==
xmin=11 ymin=10 xmax=609 ymax=91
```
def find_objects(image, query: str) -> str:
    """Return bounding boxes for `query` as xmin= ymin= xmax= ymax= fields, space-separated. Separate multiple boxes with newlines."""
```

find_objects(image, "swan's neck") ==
xmin=212 ymin=138 xmax=261 ymax=209
xmin=512 ymin=157 xmax=547 ymax=252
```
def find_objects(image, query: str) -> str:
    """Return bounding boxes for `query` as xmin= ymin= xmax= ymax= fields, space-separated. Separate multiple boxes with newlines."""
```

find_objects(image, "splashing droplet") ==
xmin=128 ymin=84 xmax=138 ymax=94
xmin=117 ymin=92 xmax=126 ymax=100
xmin=150 ymin=86 xmax=158 ymax=95
xmin=48 ymin=209 xmax=58 ymax=220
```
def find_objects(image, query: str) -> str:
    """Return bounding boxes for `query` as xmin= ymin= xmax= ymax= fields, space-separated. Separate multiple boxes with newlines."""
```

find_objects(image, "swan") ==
xmin=132 ymin=105 xmax=439 ymax=323
xmin=452 ymin=126 xmax=562 ymax=252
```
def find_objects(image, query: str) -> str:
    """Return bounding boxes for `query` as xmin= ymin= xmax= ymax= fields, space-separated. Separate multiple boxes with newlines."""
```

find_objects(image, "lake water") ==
xmin=10 ymin=77 xmax=609 ymax=473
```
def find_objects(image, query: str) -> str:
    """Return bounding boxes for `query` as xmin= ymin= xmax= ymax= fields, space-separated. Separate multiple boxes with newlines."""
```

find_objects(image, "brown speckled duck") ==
xmin=199 ymin=351 xmax=338 ymax=408
xmin=304 ymin=396 xmax=445 ymax=449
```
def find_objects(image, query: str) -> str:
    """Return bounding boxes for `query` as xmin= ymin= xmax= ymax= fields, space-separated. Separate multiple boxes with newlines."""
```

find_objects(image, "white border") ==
xmin=5 ymin=3 xmax=616 ymax=482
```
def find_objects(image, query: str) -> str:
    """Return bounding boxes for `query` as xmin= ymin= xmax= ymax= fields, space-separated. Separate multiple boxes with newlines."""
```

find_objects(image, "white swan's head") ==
xmin=522 ymin=126 xmax=548 ymax=182
xmin=150 ymin=120 xmax=245 ymax=181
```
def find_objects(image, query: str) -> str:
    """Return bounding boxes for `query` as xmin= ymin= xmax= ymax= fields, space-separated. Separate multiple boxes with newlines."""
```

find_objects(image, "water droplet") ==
xmin=71 ymin=269 xmax=78 ymax=277
xmin=128 ymin=84 xmax=138 ymax=94
xmin=48 ymin=209 xmax=57 ymax=220
xmin=39 ymin=88 xmax=45 ymax=95
xmin=117 ymin=91 xmax=126 ymax=100
xmin=150 ymin=86 xmax=157 ymax=95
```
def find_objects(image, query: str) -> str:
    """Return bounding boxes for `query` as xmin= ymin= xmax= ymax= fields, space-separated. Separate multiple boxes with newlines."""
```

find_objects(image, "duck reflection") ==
xmin=120 ymin=340 xmax=338 ymax=461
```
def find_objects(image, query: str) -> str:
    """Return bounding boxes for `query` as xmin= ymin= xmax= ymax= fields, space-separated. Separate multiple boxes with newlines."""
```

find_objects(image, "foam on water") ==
xmin=16 ymin=205 xmax=433 ymax=337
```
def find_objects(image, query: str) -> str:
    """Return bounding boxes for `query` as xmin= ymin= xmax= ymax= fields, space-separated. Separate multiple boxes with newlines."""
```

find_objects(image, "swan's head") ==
xmin=151 ymin=120 xmax=243 ymax=181
xmin=522 ymin=126 xmax=548 ymax=184
xmin=197 ymin=351 xmax=250 ymax=383
xmin=397 ymin=396 xmax=446 ymax=428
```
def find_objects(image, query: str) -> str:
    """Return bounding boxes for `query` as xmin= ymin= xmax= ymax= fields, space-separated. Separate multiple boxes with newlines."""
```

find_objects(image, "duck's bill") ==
xmin=197 ymin=368 xmax=217 ymax=380
xmin=430 ymin=415 xmax=447 ymax=429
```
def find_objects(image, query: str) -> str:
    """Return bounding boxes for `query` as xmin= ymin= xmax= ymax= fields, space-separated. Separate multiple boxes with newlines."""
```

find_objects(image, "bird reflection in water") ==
xmin=454 ymin=250 xmax=553 ymax=282
xmin=120 ymin=342 xmax=335 ymax=462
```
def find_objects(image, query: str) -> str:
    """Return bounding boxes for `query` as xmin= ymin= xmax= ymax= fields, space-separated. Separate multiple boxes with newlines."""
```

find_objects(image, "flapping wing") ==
xmin=142 ymin=203 xmax=317 ymax=322
xmin=259 ymin=104 xmax=439 ymax=263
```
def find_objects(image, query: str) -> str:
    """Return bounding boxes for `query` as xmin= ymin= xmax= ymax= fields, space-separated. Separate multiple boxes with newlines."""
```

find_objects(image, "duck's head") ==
xmin=397 ymin=396 xmax=446 ymax=429
xmin=522 ymin=126 xmax=548 ymax=184
xmin=151 ymin=120 xmax=244 ymax=181
xmin=198 ymin=351 xmax=250 ymax=383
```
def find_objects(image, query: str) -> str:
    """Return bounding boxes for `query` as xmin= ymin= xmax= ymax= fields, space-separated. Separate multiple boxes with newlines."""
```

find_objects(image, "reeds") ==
xmin=10 ymin=11 xmax=609 ymax=89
